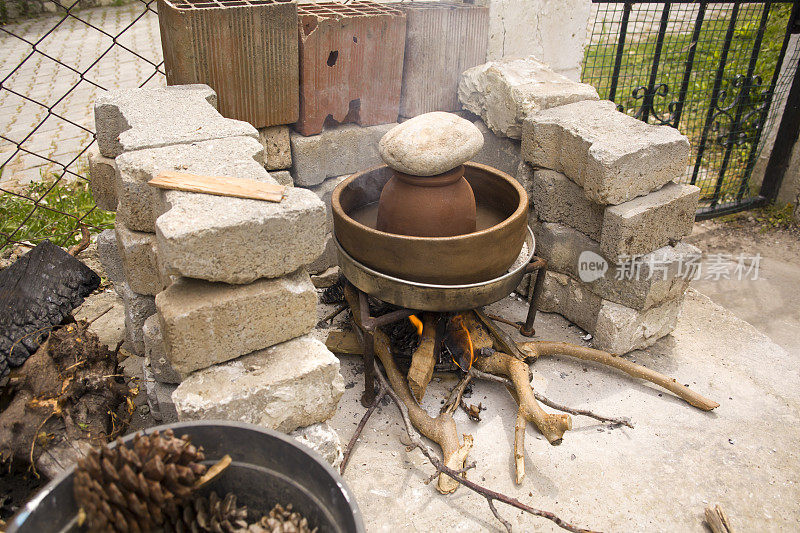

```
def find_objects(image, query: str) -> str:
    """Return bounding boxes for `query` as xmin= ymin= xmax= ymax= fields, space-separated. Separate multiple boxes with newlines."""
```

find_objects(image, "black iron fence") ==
xmin=583 ymin=0 xmax=800 ymax=218
xmin=0 ymin=0 xmax=163 ymax=252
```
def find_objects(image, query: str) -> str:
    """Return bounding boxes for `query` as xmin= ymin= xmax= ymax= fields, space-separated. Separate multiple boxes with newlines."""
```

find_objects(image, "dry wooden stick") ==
xmin=340 ymin=382 xmax=387 ymax=474
xmin=373 ymin=363 xmax=597 ymax=533
xmin=704 ymin=505 xmax=735 ymax=533
xmin=441 ymin=372 xmax=473 ymax=416
xmin=407 ymin=313 xmax=438 ymax=401
xmin=475 ymin=308 xmax=526 ymax=360
xmin=524 ymin=341 xmax=719 ymax=411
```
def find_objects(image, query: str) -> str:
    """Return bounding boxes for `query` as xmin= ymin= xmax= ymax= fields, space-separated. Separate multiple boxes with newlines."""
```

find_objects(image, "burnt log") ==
xmin=0 ymin=241 xmax=100 ymax=378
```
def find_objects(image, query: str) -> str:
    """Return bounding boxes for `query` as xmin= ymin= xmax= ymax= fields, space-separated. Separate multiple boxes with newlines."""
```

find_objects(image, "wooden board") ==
xmin=0 ymin=241 xmax=100 ymax=378
xmin=148 ymin=171 xmax=285 ymax=202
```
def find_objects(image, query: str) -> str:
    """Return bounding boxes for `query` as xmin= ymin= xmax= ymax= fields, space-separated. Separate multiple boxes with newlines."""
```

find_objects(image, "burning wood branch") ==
xmin=407 ymin=313 xmax=437 ymax=401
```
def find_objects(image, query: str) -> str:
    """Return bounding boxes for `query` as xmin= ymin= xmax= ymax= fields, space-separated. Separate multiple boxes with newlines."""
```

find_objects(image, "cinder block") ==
xmin=309 ymin=175 xmax=349 ymax=230
xmin=156 ymin=186 xmax=326 ymax=285
xmin=459 ymin=56 xmax=599 ymax=139
xmin=601 ymin=182 xmax=700 ymax=257
xmin=159 ymin=0 xmax=299 ymax=128
xmin=471 ymin=119 xmax=521 ymax=177
xmin=397 ymin=2 xmax=489 ymax=116
xmin=270 ymin=170 xmax=293 ymax=187
xmin=119 ymin=281 xmax=156 ymax=356
xmin=156 ymin=270 xmax=317 ymax=376
xmin=539 ymin=271 xmax=682 ymax=354
xmin=534 ymin=221 xmax=697 ymax=310
xmin=307 ymin=233 xmax=338 ymax=275
xmin=96 ymin=229 xmax=124 ymax=289
xmin=173 ymin=335 xmax=344 ymax=433
xmin=143 ymin=314 xmax=181 ymax=384
xmin=259 ymin=126 xmax=292 ymax=170
xmin=114 ymin=135 xmax=266 ymax=233
xmin=522 ymin=100 xmax=690 ymax=205
xmin=530 ymin=166 xmax=604 ymax=240
xmin=143 ymin=362 xmax=178 ymax=423
xmin=94 ymin=85 xmax=257 ymax=158
xmin=115 ymin=223 xmax=165 ymax=296
xmin=291 ymin=123 xmax=395 ymax=187
xmin=297 ymin=2 xmax=406 ymax=136
xmin=87 ymin=147 xmax=117 ymax=211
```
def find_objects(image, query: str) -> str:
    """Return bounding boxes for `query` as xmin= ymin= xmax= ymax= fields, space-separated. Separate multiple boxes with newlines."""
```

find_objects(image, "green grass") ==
xmin=0 ymin=171 xmax=115 ymax=252
xmin=582 ymin=4 xmax=793 ymax=204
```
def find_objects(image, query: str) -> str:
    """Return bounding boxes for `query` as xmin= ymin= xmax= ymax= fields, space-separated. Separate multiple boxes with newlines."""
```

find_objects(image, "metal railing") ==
xmin=0 ymin=0 xmax=163 ymax=252
xmin=582 ymin=0 xmax=800 ymax=218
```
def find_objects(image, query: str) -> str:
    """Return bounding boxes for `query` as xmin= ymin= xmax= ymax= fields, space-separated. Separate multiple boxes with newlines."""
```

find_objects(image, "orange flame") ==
xmin=408 ymin=314 xmax=423 ymax=336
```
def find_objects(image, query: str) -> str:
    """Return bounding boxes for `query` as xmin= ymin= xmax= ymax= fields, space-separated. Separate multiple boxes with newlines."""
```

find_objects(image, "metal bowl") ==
xmin=331 ymin=162 xmax=529 ymax=284
xmin=336 ymin=226 xmax=536 ymax=312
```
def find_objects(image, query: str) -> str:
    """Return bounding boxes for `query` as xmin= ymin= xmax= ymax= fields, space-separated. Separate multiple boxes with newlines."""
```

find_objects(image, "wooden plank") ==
xmin=148 ymin=171 xmax=285 ymax=202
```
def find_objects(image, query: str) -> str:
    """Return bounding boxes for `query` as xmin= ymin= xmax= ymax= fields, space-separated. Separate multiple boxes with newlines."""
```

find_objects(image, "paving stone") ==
xmin=259 ymin=125 xmax=292 ymax=170
xmin=289 ymin=422 xmax=344 ymax=468
xmin=378 ymin=112 xmax=484 ymax=176
xmin=470 ymin=119 xmax=521 ymax=178
xmin=115 ymin=222 xmax=164 ymax=296
xmin=458 ymin=56 xmax=599 ymax=139
xmin=87 ymin=147 xmax=117 ymax=211
xmin=96 ymin=229 xmax=124 ymax=289
xmin=118 ymin=280 xmax=156 ymax=356
xmin=530 ymin=166 xmax=604 ymax=240
xmin=307 ymin=233 xmax=338 ymax=275
xmin=143 ymin=314 xmax=181 ymax=384
xmin=156 ymin=270 xmax=317 ymax=376
xmin=172 ymin=335 xmax=345 ymax=433
xmin=522 ymin=100 xmax=690 ymax=205
xmin=311 ymin=266 xmax=340 ymax=289
xmin=156 ymin=185 xmax=326 ymax=284
xmin=114 ymin=136 xmax=266 ymax=233
xmin=94 ymin=84 xmax=257 ymax=158
xmin=533 ymin=221 xmax=697 ymax=310
xmin=291 ymin=123 xmax=396 ymax=187
xmin=309 ymin=175 xmax=348 ymax=230
xmin=143 ymin=362 xmax=178 ymax=423
xmin=539 ymin=271 xmax=683 ymax=354
xmin=601 ymin=182 xmax=700 ymax=257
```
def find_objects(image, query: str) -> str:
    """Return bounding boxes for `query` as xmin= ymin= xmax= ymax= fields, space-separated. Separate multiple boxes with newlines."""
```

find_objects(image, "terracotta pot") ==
xmin=376 ymin=165 xmax=476 ymax=237
xmin=331 ymin=162 xmax=528 ymax=284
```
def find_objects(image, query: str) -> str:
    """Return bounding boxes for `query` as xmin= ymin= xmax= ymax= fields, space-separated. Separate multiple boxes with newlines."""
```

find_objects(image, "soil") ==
xmin=0 ymin=463 xmax=46 ymax=527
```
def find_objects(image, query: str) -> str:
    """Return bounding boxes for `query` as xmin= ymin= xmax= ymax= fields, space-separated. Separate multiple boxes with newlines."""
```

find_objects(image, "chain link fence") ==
xmin=0 ymin=0 xmax=164 ymax=252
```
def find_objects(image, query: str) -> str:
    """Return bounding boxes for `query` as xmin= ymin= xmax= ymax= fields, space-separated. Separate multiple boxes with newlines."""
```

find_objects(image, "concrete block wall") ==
xmin=90 ymin=85 xmax=344 ymax=435
xmin=459 ymin=56 xmax=700 ymax=354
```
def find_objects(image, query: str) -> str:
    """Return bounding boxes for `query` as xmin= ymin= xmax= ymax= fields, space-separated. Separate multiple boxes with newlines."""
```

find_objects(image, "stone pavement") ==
xmin=0 ymin=3 xmax=164 ymax=189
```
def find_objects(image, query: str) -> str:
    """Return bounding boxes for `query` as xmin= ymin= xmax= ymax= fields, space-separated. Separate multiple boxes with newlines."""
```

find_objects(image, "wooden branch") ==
xmin=705 ymin=505 xmax=735 ymax=533
xmin=441 ymin=372 xmax=472 ymax=416
xmin=373 ymin=363 xmax=596 ymax=533
xmin=408 ymin=313 xmax=438 ymax=402
xmin=525 ymin=341 xmax=719 ymax=411
xmin=475 ymin=308 xmax=526 ymax=360
xmin=534 ymin=394 xmax=633 ymax=429
xmin=341 ymin=383 xmax=387 ymax=474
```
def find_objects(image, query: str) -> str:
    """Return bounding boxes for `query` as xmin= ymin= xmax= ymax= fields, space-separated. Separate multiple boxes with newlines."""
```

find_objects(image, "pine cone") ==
xmin=247 ymin=504 xmax=317 ymax=533
xmin=164 ymin=491 xmax=248 ymax=533
xmin=74 ymin=429 xmax=208 ymax=532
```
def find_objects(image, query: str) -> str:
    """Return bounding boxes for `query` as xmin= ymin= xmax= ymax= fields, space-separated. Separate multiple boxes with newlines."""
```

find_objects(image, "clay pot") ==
xmin=376 ymin=165 xmax=476 ymax=237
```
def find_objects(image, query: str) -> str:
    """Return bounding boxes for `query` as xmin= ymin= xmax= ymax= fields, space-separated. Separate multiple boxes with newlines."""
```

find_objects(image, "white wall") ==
xmin=483 ymin=0 xmax=593 ymax=81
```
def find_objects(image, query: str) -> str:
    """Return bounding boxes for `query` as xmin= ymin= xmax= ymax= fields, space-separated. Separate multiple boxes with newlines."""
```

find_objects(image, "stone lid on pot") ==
xmin=378 ymin=112 xmax=484 ymax=176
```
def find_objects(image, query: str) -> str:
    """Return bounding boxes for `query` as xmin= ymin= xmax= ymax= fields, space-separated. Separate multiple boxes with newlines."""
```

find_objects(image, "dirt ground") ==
xmin=685 ymin=212 xmax=800 ymax=357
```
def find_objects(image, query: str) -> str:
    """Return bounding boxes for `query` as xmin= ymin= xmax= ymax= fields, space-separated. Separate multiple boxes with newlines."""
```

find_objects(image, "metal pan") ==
xmin=335 ymin=226 xmax=536 ymax=312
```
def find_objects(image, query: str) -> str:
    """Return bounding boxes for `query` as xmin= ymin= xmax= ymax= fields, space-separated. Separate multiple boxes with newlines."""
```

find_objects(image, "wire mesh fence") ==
xmin=582 ymin=0 xmax=800 ymax=218
xmin=0 ymin=0 xmax=164 ymax=252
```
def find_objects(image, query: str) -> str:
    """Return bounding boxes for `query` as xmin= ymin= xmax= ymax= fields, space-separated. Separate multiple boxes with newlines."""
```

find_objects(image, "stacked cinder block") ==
xmin=90 ymin=85 xmax=344 ymax=434
xmin=460 ymin=57 xmax=701 ymax=354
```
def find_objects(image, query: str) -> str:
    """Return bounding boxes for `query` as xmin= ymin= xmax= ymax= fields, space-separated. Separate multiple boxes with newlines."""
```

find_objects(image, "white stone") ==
xmin=459 ymin=56 xmax=599 ymax=139
xmin=378 ymin=112 xmax=484 ymax=176
xmin=172 ymin=336 xmax=345 ymax=433
xmin=290 ymin=422 xmax=344 ymax=468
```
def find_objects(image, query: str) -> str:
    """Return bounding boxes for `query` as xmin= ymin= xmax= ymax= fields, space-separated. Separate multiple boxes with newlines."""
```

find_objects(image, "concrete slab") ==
xmin=325 ymin=289 xmax=800 ymax=531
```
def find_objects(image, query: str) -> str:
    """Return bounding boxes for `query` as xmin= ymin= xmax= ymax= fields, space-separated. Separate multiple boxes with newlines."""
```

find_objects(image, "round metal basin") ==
xmin=331 ymin=162 xmax=529 ymax=284
xmin=335 ymin=227 xmax=536 ymax=312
